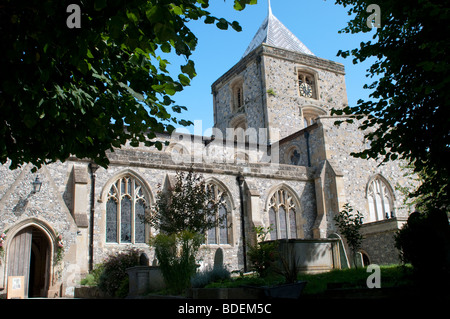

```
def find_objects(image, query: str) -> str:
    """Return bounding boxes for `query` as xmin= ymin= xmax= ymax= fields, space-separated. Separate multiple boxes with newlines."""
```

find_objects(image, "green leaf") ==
xmin=160 ymin=43 xmax=171 ymax=53
xmin=178 ymin=74 xmax=191 ymax=86
xmin=171 ymin=5 xmax=183 ymax=16
xmin=204 ymin=16 xmax=215 ymax=24
xmin=165 ymin=84 xmax=176 ymax=96
xmin=231 ymin=21 xmax=242 ymax=32
xmin=180 ymin=60 xmax=196 ymax=79
xmin=216 ymin=18 xmax=228 ymax=30
xmin=94 ymin=0 xmax=107 ymax=11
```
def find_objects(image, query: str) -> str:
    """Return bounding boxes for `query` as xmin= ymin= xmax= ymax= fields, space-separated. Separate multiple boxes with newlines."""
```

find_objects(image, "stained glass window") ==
xmin=106 ymin=176 xmax=148 ymax=244
xmin=106 ymin=199 xmax=117 ymax=243
xmin=206 ymin=183 xmax=231 ymax=245
xmin=268 ymin=188 xmax=299 ymax=240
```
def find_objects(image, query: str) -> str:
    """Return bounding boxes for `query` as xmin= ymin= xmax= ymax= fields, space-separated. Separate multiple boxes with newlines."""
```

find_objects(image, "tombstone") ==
xmin=213 ymin=247 xmax=224 ymax=270
xmin=139 ymin=253 xmax=150 ymax=266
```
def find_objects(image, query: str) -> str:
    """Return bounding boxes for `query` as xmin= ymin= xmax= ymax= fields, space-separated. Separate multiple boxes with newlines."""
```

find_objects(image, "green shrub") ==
xmin=80 ymin=264 xmax=104 ymax=286
xmin=115 ymin=276 xmax=130 ymax=299
xmin=395 ymin=209 xmax=450 ymax=283
xmin=98 ymin=248 xmax=141 ymax=297
xmin=247 ymin=226 xmax=279 ymax=278
xmin=150 ymin=230 xmax=203 ymax=294
xmin=333 ymin=203 xmax=364 ymax=268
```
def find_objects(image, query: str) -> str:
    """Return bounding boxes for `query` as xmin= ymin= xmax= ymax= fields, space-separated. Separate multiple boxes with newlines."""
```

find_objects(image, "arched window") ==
xmin=206 ymin=182 xmax=232 ymax=245
xmin=231 ymin=78 xmax=244 ymax=112
xmin=229 ymin=114 xmax=248 ymax=143
xmin=360 ymin=251 xmax=371 ymax=267
xmin=267 ymin=188 xmax=299 ymax=240
xmin=285 ymin=146 xmax=301 ymax=165
xmin=366 ymin=175 xmax=395 ymax=222
xmin=106 ymin=176 xmax=149 ymax=244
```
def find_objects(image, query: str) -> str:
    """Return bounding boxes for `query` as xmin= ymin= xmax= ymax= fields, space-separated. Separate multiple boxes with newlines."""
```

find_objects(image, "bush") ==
xmin=395 ymin=208 xmax=450 ymax=285
xmin=150 ymin=230 xmax=203 ymax=294
xmin=98 ymin=248 xmax=141 ymax=297
xmin=247 ymin=226 xmax=279 ymax=278
xmin=333 ymin=203 xmax=364 ymax=268
xmin=80 ymin=264 xmax=105 ymax=286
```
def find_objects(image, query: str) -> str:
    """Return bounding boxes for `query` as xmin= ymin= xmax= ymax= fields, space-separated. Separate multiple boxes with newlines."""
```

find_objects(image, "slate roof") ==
xmin=242 ymin=2 xmax=314 ymax=58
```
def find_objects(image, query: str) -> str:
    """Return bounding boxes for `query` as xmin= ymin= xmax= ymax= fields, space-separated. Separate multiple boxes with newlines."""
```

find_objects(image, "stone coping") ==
xmin=360 ymin=217 xmax=408 ymax=235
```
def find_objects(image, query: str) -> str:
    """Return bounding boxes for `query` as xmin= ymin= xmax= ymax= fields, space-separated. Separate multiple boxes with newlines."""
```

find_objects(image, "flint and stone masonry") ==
xmin=0 ymin=7 xmax=416 ymax=297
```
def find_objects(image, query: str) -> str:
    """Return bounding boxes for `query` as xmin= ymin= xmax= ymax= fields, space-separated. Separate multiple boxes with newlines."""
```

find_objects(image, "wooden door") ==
xmin=8 ymin=228 xmax=33 ymax=297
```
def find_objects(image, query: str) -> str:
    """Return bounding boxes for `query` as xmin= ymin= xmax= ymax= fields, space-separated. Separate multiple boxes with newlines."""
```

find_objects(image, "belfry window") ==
xmin=298 ymin=72 xmax=317 ymax=99
xmin=268 ymin=188 xmax=299 ymax=240
xmin=106 ymin=176 xmax=148 ymax=244
xmin=367 ymin=176 xmax=395 ymax=222
xmin=229 ymin=114 xmax=248 ymax=143
xmin=235 ymin=87 xmax=243 ymax=109
xmin=231 ymin=78 xmax=245 ymax=112
xmin=206 ymin=183 xmax=232 ymax=245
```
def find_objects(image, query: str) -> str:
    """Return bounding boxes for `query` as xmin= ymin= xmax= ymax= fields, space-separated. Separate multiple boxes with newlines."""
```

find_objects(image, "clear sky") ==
xmin=168 ymin=0 xmax=377 ymax=134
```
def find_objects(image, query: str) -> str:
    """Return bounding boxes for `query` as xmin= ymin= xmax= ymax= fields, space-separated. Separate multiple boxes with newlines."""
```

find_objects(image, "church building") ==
xmin=0 ymin=3 xmax=414 ymax=297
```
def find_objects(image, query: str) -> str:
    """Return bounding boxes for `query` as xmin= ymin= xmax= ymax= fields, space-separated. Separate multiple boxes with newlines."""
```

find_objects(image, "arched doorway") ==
xmin=7 ymin=226 xmax=51 ymax=297
xmin=361 ymin=251 xmax=371 ymax=267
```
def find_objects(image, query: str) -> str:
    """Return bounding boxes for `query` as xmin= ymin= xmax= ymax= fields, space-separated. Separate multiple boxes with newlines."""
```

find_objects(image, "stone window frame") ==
xmin=284 ymin=145 xmax=301 ymax=166
xmin=204 ymin=178 xmax=235 ymax=247
xmin=365 ymin=174 xmax=396 ymax=222
xmin=265 ymin=184 xmax=305 ymax=240
xmin=101 ymin=170 xmax=153 ymax=245
xmin=296 ymin=67 xmax=319 ymax=100
xmin=228 ymin=114 xmax=248 ymax=142
xmin=230 ymin=77 xmax=245 ymax=113
xmin=166 ymin=142 xmax=191 ymax=164
xmin=301 ymin=105 xmax=327 ymax=128
xmin=234 ymin=151 xmax=250 ymax=164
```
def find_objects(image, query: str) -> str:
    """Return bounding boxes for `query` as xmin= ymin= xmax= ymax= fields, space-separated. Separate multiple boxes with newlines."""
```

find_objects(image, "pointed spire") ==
xmin=242 ymin=1 xmax=314 ymax=58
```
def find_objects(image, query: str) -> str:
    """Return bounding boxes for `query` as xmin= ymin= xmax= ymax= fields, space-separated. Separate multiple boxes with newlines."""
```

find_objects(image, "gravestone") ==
xmin=139 ymin=253 xmax=150 ymax=266
xmin=213 ymin=247 xmax=224 ymax=270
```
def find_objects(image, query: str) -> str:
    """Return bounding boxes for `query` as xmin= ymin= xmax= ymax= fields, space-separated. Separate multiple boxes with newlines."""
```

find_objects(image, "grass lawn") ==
xmin=204 ymin=264 xmax=414 ymax=296
xmin=298 ymin=264 xmax=414 ymax=295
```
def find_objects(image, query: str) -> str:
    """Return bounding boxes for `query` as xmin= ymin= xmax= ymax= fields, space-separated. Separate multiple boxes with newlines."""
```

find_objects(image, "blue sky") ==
xmin=167 ymin=0 xmax=377 ymax=134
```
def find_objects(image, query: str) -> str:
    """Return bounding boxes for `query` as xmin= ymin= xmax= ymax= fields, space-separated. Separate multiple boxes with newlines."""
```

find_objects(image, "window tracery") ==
xmin=106 ymin=176 xmax=148 ymax=243
xmin=206 ymin=182 xmax=232 ymax=245
xmin=267 ymin=188 xmax=299 ymax=240
xmin=367 ymin=176 xmax=394 ymax=222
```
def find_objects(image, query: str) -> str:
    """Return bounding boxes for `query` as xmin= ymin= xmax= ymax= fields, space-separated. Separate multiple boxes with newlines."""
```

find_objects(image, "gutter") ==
xmin=236 ymin=173 xmax=248 ymax=272
xmin=88 ymin=162 xmax=98 ymax=272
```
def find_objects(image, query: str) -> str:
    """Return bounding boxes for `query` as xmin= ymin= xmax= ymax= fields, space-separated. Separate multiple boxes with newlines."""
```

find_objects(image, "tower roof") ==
xmin=242 ymin=1 xmax=314 ymax=58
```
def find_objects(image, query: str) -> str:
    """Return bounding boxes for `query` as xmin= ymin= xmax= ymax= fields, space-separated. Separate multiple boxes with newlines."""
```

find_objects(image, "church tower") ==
xmin=211 ymin=1 xmax=349 ymax=143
